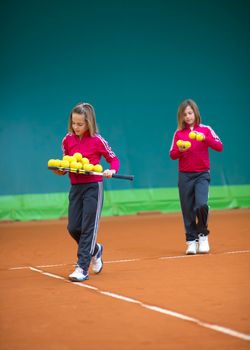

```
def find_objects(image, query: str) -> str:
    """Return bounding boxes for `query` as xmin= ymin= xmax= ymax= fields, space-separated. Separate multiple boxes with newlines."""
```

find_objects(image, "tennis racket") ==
xmin=48 ymin=166 xmax=134 ymax=181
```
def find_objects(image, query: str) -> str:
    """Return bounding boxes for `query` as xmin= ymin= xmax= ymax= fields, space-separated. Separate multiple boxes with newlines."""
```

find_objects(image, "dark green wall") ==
xmin=1 ymin=0 xmax=249 ymax=195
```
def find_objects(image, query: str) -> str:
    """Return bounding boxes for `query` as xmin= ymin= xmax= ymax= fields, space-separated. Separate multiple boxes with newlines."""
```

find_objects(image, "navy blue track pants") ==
xmin=67 ymin=182 xmax=104 ymax=272
xmin=178 ymin=171 xmax=210 ymax=241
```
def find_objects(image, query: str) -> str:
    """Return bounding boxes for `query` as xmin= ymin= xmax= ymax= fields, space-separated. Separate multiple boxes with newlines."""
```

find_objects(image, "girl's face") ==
xmin=183 ymin=105 xmax=196 ymax=127
xmin=72 ymin=113 xmax=88 ymax=137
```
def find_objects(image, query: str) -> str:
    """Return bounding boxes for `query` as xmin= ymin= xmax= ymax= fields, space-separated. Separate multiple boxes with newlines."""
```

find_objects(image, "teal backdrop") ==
xmin=1 ymin=0 xmax=249 ymax=197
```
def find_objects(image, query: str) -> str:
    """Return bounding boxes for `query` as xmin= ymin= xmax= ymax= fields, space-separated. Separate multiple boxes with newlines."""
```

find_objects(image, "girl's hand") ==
xmin=176 ymin=140 xmax=191 ymax=152
xmin=103 ymin=169 xmax=116 ymax=178
xmin=177 ymin=141 xmax=191 ymax=152
xmin=178 ymin=145 xmax=188 ymax=152
xmin=52 ymin=169 xmax=66 ymax=176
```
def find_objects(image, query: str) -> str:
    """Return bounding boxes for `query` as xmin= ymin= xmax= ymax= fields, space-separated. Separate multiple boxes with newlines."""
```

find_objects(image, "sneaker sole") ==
xmin=69 ymin=275 xmax=89 ymax=282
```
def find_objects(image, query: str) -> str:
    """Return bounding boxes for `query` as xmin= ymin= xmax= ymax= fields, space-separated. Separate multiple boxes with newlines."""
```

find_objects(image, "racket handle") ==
xmin=112 ymin=174 xmax=134 ymax=181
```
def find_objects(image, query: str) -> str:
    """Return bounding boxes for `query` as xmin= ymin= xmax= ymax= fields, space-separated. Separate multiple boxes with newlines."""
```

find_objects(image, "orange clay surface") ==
xmin=0 ymin=209 xmax=250 ymax=350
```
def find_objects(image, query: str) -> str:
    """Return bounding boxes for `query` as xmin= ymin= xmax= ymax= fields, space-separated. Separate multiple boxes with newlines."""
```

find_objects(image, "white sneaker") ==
xmin=198 ymin=234 xmax=210 ymax=253
xmin=92 ymin=243 xmax=103 ymax=274
xmin=186 ymin=240 xmax=197 ymax=255
xmin=69 ymin=266 xmax=89 ymax=282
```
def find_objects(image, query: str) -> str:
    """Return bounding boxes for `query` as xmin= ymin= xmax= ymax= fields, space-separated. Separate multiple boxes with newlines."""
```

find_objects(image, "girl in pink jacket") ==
xmin=170 ymin=99 xmax=223 ymax=255
xmin=54 ymin=102 xmax=120 ymax=281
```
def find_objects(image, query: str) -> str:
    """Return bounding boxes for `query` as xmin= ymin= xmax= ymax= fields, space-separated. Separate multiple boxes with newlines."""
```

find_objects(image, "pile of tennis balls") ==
xmin=48 ymin=152 xmax=103 ymax=173
xmin=176 ymin=131 xmax=205 ymax=149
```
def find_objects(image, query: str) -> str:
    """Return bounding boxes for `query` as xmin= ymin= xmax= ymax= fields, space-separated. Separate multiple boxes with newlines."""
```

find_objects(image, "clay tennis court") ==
xmin=1 ymin=208 xmax=250 ymax=349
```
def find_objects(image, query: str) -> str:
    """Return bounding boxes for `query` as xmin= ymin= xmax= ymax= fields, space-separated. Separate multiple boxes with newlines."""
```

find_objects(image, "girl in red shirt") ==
xmin=54 ymin=102 xmax=120 ymax=281
xmin=170 ymin=99 xmax=223 ymax=255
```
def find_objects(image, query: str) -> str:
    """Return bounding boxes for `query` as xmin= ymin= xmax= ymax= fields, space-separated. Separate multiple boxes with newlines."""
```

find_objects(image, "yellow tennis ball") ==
xmin=196 ymin=133 xmax=204 ymax=141
xmin=184 ymin=141 xmax=191 ymax=148
xmin=93 ymin=164 xmax=103 ymax=173
xmin=189 ymin=131 xmax=196 ymax=139
xmin=54 ymin=159 xmax=61 ymax=167
xmin=63 ymin=155 xmax=71 ymax=162
xmin=70 ymin=161 xmax=78 ymax=169
xmin=75 ymin=162 xmax=82 ymax=169
xmin=60 ymin=160 xmax=70 ymax=168
xmin=83 ymin=163 xmax=94 ymax=171
xmin=176 ymin=140 xmax=183 ymax=147
xmin=48 ymin=159 xmax=56 ymax=166
xmin=69 ymin=156 xmax=77 ymax=164
xmin=73 ymin=152 xmax=83 ymax=161
xmin=81 ymin=157 xmax=90 ymax=165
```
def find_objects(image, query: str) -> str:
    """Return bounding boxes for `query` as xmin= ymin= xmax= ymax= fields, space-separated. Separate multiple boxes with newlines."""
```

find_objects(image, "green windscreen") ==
xmin=1 ymin=185 xmax=249 ymax=221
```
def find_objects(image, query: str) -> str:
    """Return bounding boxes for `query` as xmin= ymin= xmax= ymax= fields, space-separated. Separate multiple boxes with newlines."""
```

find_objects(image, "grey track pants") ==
xmin=67 ymin=182 xmax=104 ymax=272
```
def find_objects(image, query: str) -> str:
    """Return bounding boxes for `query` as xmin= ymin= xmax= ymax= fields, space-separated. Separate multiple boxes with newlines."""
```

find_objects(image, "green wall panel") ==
xmin=1 ymin=185 xmax=249 ymax=222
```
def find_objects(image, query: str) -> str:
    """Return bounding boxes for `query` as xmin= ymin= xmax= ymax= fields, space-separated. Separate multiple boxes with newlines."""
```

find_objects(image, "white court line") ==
xmin=223 ymin=250 xmax=250 ymax=255
xmin=9 ymin=249 xmax=250 ymax=270
xmin=29 ymin=266 xmax=250 ymax=342
xmin=10 ymin=263 xmax=68 ymax=270
xmin=106 ymin=258 xmax=142 ymax=263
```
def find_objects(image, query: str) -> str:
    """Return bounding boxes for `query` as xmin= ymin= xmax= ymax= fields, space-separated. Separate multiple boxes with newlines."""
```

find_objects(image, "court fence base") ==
xmin=0 ymin=185 xmax=249 ymax=221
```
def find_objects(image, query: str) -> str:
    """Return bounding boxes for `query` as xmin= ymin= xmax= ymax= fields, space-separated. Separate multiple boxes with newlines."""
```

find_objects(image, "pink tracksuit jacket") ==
xmin=169 ymin=123 xmax=223 ymax=172
xmin=62 ymin=131 xmax=120 ymax=184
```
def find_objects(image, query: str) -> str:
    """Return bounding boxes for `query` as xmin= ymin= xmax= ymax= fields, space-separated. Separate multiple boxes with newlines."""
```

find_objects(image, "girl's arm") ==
xmin=97 ymin=135 xmax=120 ymax=173
xmin=203 ymin=127 xmax=223 ymax=152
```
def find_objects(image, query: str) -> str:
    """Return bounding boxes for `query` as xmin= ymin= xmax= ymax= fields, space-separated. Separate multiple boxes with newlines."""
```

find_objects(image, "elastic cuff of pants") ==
xmin=201 ymin=229 xmax=210 ymax=236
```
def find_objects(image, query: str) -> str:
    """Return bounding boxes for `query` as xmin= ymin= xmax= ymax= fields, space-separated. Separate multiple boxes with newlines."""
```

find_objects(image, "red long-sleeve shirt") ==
xmin=169 ymin=123 xmax=223 ymax=172
xmin=62 ymin=132 xmax=120 ymax=184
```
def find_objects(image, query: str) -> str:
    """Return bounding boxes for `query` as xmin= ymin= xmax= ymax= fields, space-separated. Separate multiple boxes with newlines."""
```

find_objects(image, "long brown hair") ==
xmin=68 ymin=102 xmax=99 ymax=136
xmin=177 ymin=99 xmax=201 ymax=130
